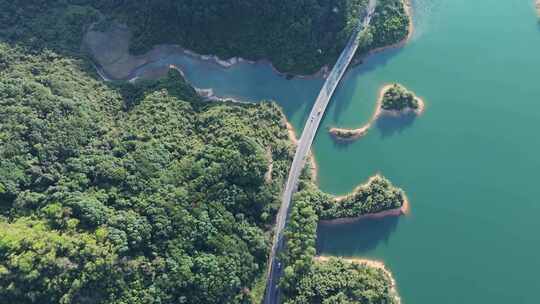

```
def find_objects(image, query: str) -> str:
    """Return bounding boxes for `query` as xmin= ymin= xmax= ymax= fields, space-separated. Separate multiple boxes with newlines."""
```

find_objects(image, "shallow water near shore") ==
xmin=137 ymin=0 xmax=540 ymax=303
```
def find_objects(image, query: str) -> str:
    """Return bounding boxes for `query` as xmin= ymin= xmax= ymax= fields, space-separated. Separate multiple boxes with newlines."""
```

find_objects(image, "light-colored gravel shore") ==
xmin=314 ymin=255 xmax=401 ymax=304
xmin=83 ymin=21 xmax=328 ymax=81
xmin=329 ymin=84 xmax=425 ymax=141
xmin=320 ymin=174 xmax=410 ymax=225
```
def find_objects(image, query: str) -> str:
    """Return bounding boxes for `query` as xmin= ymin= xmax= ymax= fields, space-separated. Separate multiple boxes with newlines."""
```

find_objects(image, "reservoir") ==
xmin=137 ymin=0 xmax=540 ymax=303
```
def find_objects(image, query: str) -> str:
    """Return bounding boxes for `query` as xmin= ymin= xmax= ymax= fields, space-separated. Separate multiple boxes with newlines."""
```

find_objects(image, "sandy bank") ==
xmin=333 ymin=174 xmax=380 ymax=202
xmin=162 ymin=64 xmax=252 ymax=104
xmin=328 ymin=85 xmax=386 ymax=141
xmin=329 ymin=84 xmax=424 ymax=141
xmin=321 ymin=174 xmax=410 ymax=225
xmin=536 ymin=0 xmax=540 ymax=16
xmin=320 ymin=194 xmax=409 ymax=225
xmin=314 ymin=256 xmax=401 ymax=303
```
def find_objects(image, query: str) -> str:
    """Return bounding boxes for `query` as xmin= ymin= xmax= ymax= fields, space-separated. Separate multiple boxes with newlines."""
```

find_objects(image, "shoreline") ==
xmin=138 ymin=0 xmax=415 ymax=81
xmin=361 ymin=0 xmax=415 ymax=60
xmin=83 ymin=21 xmax=329 ymax=82
xmin=333 ymin=174 xmax=380 ymax=202
xmin=181 ymin=47 xmax=330 ymax=80
xmin=85 ymin=0 xmax=413 ymax=83
xmin=128 ymin=64 xmax=318 ymax=184
xmin=314 ymin=256 xmax=401 ymax=304
xmin=536 ymin=0 xmax=540 ymax=16
xmin=320 ymin=174 xmax=410 ymax=225
xmin=167 ymin=65 xmax=253 ymax=104
xmin=320 ymin=196 xmax=409 ymax=225
xmin=329 ymin=83 xmax=425 ymax=141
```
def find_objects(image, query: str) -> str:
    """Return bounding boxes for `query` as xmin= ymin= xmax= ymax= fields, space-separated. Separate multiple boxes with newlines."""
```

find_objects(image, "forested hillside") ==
xmin=0 ymin=1 xmax=409 ymax=302
xmin=89 ymin=0 xmax=367 ymax=75
xmin=0 ymin=0 xmax=100 ymax=54
xmin=0 ymin=0 xmax=409 ymax=75
xmin=277 ymin=181 xmax=400 ymax=304
xmin=92 ymin=0 xmax=409 ymax=75
xmin=0 ymin=43 xmax=293 ymax=303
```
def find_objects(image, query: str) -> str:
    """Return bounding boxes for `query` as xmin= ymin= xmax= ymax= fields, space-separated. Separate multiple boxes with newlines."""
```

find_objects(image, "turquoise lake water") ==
xmin=139 ymin=1 xmax=540 ymax=302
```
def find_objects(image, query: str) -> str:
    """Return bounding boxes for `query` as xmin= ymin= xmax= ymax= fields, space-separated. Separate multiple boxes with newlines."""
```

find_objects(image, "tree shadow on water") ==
xmin=316 ymin=216 xmax=400 ymax=256
xmin=331 ymin=48 xmax=405 ymax=122
xmin=375 ymin=112 xmax=418 ymax=138
xmin=329 ymin=134 xmax=359 ymax=150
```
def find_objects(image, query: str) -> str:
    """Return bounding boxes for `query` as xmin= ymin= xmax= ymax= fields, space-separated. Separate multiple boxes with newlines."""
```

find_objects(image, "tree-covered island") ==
xmin=0 ymin=0 xmax=413 ymax=303
xmin=330 ymin=83 xmax=424 ymax=141
xmin=381 ymin=83 xmax=423 ymax=113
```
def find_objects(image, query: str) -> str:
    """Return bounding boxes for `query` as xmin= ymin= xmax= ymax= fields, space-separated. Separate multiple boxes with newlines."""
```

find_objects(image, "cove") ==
xmin=136 ymin=0 xmax=540 ymax=303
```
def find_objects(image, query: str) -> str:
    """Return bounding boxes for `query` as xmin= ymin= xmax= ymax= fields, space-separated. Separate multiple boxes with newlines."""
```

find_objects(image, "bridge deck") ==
xmin=263 ymin=1 xmax=376 ymax=303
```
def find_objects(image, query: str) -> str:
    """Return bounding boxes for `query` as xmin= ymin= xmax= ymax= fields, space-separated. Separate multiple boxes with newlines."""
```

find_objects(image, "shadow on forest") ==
xmin=316 ymin=215 xmax=400 ymax=256
xmin=375 ymin=112 xmax=418 ymax=138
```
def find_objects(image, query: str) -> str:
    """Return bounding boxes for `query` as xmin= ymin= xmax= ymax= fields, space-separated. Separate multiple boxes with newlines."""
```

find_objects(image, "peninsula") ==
xmin=320 ymin=174 xmax=409 ymax=224
xmin=278 ymin=171 xmax=408 ymax=304
xmin=313 ymin=256 xmax=401 ymax=303
xmin=330 ymin=83 xmax=425 ymax=141
xmin=0 ymin=0 xmax=415 ymax=303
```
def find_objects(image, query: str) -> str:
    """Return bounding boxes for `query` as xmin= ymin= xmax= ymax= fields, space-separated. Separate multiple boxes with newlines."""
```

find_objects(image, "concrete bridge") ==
xmin=262 ymin=1 xmax=377 ymax=303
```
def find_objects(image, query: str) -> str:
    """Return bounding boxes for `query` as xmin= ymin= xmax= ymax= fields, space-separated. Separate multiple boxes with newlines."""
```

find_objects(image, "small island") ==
xmin=380 ymin=83 xmax=424 ymax=114
xmin=329 ymin=83 xmax=425 ymax=141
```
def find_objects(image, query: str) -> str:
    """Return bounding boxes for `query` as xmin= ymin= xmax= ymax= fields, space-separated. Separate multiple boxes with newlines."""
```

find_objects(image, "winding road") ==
xmin=263 ymin=1 xmax=377 ymax=303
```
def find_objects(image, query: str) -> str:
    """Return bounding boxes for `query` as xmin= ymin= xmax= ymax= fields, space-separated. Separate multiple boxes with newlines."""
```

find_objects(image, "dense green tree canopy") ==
xmin=0 ymin=0 xmax=409 ymax=75
xmin=289 ymin=258 xmax=398 ymax=304
xmin=319 ymin=175 xmax=405 ymax=220
xmin=0 ymin=0 xmax=410 ymax=302
xmin=89 ymin=0 xmax=367 ymax=75
xmin=0 ymin=219 xmax=122 ymax=304
xmin=0 ymin=43 xmax=293 ymax=303
xmin=278 ymin=180 xmax=401 ymax=304
xmin=381 ymin=83 xmax=419 ymax=111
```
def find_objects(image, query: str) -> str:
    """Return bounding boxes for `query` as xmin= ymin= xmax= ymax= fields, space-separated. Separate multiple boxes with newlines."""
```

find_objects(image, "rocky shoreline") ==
xmin=329 ymin=84 xmax=425 ymax=141
xmin=83 ymin=21 xmax=329 ymax=82
xmin=84 ymin=0 xmax=413 ymax=84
